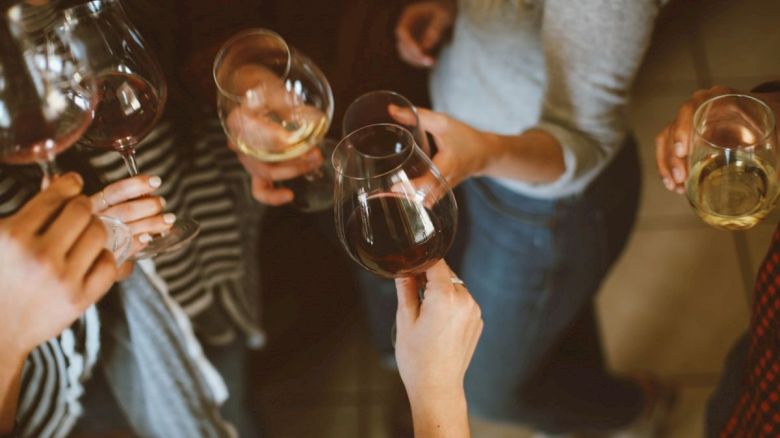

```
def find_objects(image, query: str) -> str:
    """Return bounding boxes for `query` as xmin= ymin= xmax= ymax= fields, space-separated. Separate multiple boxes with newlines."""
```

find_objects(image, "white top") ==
xmin=430 ymin=0 xmax=662 ymax=198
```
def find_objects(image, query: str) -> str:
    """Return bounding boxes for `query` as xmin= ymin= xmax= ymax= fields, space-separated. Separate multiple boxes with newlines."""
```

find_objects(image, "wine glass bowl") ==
xmin=214 ymin=29 xmax=333 ymax=163
xmin=686 ymin=94 xmax=779 ymax=230
xmin=343 ymin=90 xmax=430 ymax=156
xmin=333 ymin=123 xmax=457 ymax=278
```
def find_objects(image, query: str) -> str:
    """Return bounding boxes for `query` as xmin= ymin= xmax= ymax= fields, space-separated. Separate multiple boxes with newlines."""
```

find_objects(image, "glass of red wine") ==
xmin=51 ymin=0 xmax=199 ymax=258
xmin=0 ymin=3 xmax=132 ymax=264
xmin=213 ymin=28 xmax=335 ymax=212
xmin=342 ymin=90 xmax=431 ymax=156
xmin=333 ymin=123 xmax=457 ymax=279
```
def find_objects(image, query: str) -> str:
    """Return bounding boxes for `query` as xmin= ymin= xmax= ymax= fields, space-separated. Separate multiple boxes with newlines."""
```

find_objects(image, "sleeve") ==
xmin=532 ymin=0 xmax=662 ymax=190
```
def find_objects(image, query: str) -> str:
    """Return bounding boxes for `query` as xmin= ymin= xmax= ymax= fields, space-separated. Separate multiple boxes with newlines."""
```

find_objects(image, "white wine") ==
xmin=234 ymin=110 xmax=328 ymax=162
xmin=686 ymin=154 xmax=778 ymax=230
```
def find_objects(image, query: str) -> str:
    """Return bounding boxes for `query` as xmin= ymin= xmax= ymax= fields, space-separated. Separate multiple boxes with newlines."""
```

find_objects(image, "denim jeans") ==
xmin=357 ymin=139 xmax=644 ymax=433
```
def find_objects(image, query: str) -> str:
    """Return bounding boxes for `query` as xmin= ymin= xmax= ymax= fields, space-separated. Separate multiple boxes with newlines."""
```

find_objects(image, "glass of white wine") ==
xmin=686 ymin=94 xmax=779 ymax=230
xmin=213 ymin=28 xmax=335 ymax=212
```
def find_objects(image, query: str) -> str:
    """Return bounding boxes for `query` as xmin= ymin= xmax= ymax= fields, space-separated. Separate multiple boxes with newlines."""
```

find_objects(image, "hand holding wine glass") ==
xmin=394 ymin=260 xmax=482 ymax=438
xmin=89 ymin=175 xmax=173 ymax=263
xmin=51 ymin=0 xmax=199 ymax=257
xmin=0 ymin=173 xmax=117 ymax=360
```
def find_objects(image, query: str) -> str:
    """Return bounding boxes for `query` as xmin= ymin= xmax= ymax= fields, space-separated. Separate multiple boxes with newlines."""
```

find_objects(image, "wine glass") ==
xmin=343 ymin=90 xmax=431 ymax=156
xmin=686 ymin=94 xmax=779 ymax=230
xmin=0 ymin=3 xmax=131 ymax=264
xmin=333 ymin=123 xmax=457 ymax=278
xmin=213 ymin=28 xmax=335 ymax=212
xmin=50 ymin=0 xmax=200 ymax=258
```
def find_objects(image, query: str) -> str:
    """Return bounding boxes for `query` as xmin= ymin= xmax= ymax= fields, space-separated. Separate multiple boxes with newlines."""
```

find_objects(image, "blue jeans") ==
xmin=358 ymin=139 xmax=644 ymax=433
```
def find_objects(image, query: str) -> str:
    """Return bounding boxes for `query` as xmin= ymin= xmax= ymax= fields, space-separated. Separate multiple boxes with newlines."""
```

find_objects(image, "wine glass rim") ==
xmin=343 ymin=90 xmax=421 ymax=136
xmin=693 ymin=93 xmax=777 ymax=150
xmin=332 ymin=123 xmax=419 ymax=180
xmin=58 ymin=0 xmax=123 ymax=19
xmin=212 ymin=28 xmax=292 ymax=102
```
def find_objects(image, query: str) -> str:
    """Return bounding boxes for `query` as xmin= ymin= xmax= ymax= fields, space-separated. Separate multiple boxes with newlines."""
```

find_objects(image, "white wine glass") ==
xmin=213 ymin=28 xmax=335 ymax=212
xmin=686 ymin=94 xmax=779 ymax=230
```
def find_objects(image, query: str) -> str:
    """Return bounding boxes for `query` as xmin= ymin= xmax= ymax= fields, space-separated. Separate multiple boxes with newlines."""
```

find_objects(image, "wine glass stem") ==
xmin=119 ymin=147 xmax=140 ymax=176
xmin=37 ymin=158 xmax=60 ymax=189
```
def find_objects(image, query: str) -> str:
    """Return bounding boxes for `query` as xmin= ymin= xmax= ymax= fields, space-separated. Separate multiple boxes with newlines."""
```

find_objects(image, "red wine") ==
xmin=0 ymin=105 xmax=92 ymax=165
xmin=81 ymin=72 xmax=160 ymax=151
xmin=344 ymin=192 xmax=453 ymax=277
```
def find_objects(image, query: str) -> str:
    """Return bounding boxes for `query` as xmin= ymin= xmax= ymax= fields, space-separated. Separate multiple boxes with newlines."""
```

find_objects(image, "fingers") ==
xmin=66 ymin=216 xmax=109 ymax=280
xmin=238 ymin=148 xmax=323 ymax=181
xmin=655 ymin=127 xmax=678 ymax=192
xmin=251 ymin=177 xmax=294 ymax=205
xmin=395 ymin=5 xmax=436 ymax=68
xmin=126 ymin=213 xmax=175 ymax=236
xmin=92 ymin=175 xmax=162 ymax=213
xmin=423 ymin=259 xmax=456 ymax=290
xmin=421 ymin=9 xmax=449 ymax=50
xmin=13 ymin=172 xmax=84 ymax=235
xmin=101 ymin=196 xmax=166 ymax=224
xmin=81 ymin=250 xmax=117 ymax=307
xmin=40 ymin=195 xmax=94 ymax=256
xmin=395 ymin=275 xmax=422 ymax=323
xmin=388 ymin=104 xmax=418 ymax=126
xmin=416 ymin=108 xmax=449 ymax=135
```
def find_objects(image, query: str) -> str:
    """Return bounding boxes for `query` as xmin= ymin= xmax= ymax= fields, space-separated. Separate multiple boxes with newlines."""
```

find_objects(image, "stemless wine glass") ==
xmin=213 ymin=28 xmax=335 ymax=212
xmin=686 ymin=94 xmax=779 ymax=230
xmin=343 ymin=90 xmax=430 ymax=156
xmin=51 ymin=0 xmax=200 ymax=257
xmin=0 ymin=3 xmax=131 ymax=264
xmin=333 ymin=123 xmax=457 ymax=279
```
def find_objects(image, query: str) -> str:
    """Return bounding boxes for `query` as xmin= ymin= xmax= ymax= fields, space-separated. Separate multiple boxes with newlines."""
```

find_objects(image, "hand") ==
xmin=231 ymin=143 xmax=323 ymax=205
xmin=0 ymin=173 xmax=117 ymax=360
xmin=91 ymin=175 xmax=172 ymax=275
xmin=391 ymin=105 xmax=493 ymax=188
xmin=395 ymin=261 xmax=483 ymax=403
xmin=396 ymin=0 xmax=455 ymax=68
xmin=655 ymin=86 xmax=737 ymax=194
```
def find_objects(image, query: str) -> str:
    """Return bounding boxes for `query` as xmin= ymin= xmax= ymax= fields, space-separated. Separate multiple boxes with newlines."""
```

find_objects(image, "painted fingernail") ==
xmin=139 ymin=233 xmax=152 ymax=244
xmin=149 ymin=176 xmax=162 ymax=188
xmin=674 ymin=142 xmax=686 ymax=157
xmin=163 ymin=213 xmax=176 ymax=224
xmin=672 ymin=167 xmax=685 ymax=183
xmin=663 ymin=178 xmax=675 ymax=190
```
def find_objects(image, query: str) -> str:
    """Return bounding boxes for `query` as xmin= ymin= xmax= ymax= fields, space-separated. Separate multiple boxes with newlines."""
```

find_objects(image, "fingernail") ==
xmin=160 ymin=197 xmax=167 ymax=208
xmin=672 ymin=167 xmax=685 ymax=183
xmin=139 ymin=233 xmax=152 ymax=244
xmin=163 ymin=213 xmax=176 ymax=224
xmin=663 ymin=178 xmax=675 ymax=190
xmin=676 ymin=186 xmax=685 ymax=195
xmin=149 ymin=176 xmax=162 ymax=188
xmin=674 ymin=142 xmax=686 ymax=157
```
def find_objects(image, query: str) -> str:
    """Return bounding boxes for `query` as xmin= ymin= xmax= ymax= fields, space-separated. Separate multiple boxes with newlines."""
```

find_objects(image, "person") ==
xmin=655 ymin=83 xmax=780 ymax=437
xmin=372 ymin=0 xmax=676 ymax=435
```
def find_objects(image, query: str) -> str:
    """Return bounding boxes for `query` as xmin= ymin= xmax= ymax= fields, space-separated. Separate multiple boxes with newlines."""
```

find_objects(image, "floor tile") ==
xmin=666 ymin=385 xmax=715 ymax=438
xmin=470 ymin=416 xmax=535 ymax=438
xmin=260 ymin=405 xmax=361 ymax=438
xmin=629 ymin=94 xmax=709 ymax=228
xmin=598 ymin=227 xmax=751 ymax=376
xmin=697 ymin=0 xmax=780 ymax=82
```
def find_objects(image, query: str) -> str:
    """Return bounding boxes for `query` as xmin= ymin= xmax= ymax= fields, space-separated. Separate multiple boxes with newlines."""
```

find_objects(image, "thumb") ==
xmin=395 ymin=275 xmax=422 ymax=323
xmin=416 ymin=108 xmax=449 ymax=137
xmin=421 ymin=13 xmax=447 ymax=50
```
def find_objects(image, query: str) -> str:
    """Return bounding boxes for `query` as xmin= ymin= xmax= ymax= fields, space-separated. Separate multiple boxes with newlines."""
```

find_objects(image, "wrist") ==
xmin=477 ymin=131 xmax=509 ymax=178
xmin=408 ymin=386 xmax=469 ymax=437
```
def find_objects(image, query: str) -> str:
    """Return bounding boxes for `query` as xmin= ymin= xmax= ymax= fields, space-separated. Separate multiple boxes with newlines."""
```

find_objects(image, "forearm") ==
xmin=408 ymin=390 xmax=470 ymax=438
xmin=481 ymin=129 xmax=566 ymax=184
xmin=0 ymin=352 xmax=26 ymax=433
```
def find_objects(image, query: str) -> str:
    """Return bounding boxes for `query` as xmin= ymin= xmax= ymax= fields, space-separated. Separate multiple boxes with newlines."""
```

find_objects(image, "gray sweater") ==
xmin=430 ymin=0 xmax=662 ymax=198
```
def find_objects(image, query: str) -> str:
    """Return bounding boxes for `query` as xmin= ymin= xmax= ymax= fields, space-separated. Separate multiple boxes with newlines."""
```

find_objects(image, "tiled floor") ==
xmin=253 ymin=0 xmax=780 ymax=436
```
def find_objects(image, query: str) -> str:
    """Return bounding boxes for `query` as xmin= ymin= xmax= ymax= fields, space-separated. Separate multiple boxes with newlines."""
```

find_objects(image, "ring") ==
xmin=450 ymin=276 xmax=465 ymax=286
xmin=99 ymin=190 xmax=110 ymax=210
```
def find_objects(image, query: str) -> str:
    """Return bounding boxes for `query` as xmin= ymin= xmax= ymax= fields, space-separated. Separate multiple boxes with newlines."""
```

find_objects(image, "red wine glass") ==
xmin=51 ymin=0 xmax=199 ymax=258
xmin=333 ymin=123 xmax=457 ymax=279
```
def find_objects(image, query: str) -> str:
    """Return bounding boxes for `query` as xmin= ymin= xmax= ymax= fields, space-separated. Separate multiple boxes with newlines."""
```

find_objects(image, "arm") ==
xmin=0 ymin=174 xmax=116 ymax=433
xmin=394 ymin=261 xmax=483 ymax=438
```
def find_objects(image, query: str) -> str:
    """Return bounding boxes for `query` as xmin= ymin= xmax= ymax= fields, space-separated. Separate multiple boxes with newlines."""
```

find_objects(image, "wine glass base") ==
xmin=134 ymin=218 xmax=200 ymax=259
